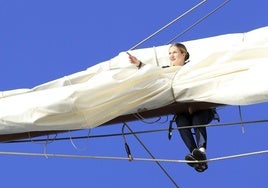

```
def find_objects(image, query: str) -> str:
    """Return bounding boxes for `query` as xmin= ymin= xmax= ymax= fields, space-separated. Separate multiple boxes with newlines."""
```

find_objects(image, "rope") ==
xmin=27 ymin=132 xmax=58 ymax=158
xmin=208 ymin=150 xmax=268 ymax=162
xmin=122 ymin=123 xmax=133 ymax=161
xmin=153 ymin=46 xmax=160 ymax=66
xmin=238 ymin=106 xmax=245 ymax=134
xmin=128 ymin=0 xmax=207 ymax=50
xmin=69 ymin=129 xmax=91 ymax=151
xmin=123 ymin=123 xmax=180 ymax=188
xmin=0 ymin=149 xmax=267 ymax=164
xmin=27 ymin=132 xmax=57 ymax=144
xmin=167 ymin=0 xmax=231 ymax=44
xmin=133 ymin=112 xmax=169 ymax=124
xmin=5 ymin=118 xmax=268 ymax=144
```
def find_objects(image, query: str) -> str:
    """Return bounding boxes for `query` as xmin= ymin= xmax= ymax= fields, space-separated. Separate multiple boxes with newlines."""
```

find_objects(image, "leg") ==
xmin=192 ymin=109 xmax=214 ymax=149
xmin=191 ymin=109 xmax=214 ymax=172
xmin=175 ymin=113 xmax=197 ymax=153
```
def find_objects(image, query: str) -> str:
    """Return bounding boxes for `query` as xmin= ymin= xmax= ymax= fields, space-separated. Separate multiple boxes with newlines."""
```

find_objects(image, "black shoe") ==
xmin=185 ymin=154 xmax=198 ymax=168
xmin=192 ymin=148 xmax=207 ymax=160
xmin=192 ymin=149 xmax=208 ymax=172
xmin=185 ymin=153 xmax=207 ymax=173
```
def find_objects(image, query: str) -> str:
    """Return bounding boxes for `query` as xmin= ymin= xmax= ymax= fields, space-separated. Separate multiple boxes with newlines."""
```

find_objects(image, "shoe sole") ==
xmin=192 ymin=149 xmax=208 ymax=172
xmin=185 ymin=154 xmax=198 ymax=168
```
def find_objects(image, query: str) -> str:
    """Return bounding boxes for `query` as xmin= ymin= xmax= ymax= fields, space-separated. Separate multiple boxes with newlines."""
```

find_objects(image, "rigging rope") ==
xmin=0 ymin=149 xmax=267 ymax=164
xmin=69 ymin=129 xmax=92 ymax=151
xmin=123 ymin=122 xmax=180 ymax=188
xmin=167 ymin=0 xmax=231 ymax=44
xmin=238 ymin=106 xmax=245 ymax=134
xmin=122 ymin=123 xmax=133 ymax=161
xmin=7 ymin=118 xmax=268 ymax=144
xmin=128 ymin=0 xmax=207 ymax=50
xmin=27 ymin=132 xmax=58 ymax=158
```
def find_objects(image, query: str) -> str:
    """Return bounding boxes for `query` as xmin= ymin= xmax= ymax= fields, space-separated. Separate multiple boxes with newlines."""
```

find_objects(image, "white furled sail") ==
xmin=0 ymin=26 xmax=267 ymax=135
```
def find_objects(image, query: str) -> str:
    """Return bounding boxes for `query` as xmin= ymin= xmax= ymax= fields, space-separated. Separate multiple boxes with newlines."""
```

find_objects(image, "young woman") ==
xmin=128 ymin=43 xmax=217 ymax=172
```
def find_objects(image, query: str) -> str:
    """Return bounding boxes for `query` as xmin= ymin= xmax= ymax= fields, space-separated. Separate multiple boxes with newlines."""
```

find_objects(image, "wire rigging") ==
xmin=7 ymin=118 xmax=268 ymax=144
xmin=122 ymin=123 xmax=133 ymax=161
xmin=128 ymin=0 xmax=207 ymax=50
xmin=0 ymin=148 xmax=268 ymax=164
xmin=167 ymin=0 xmax=231 ymax=44
xmin=123 ymin=122 xmax=180 ymax=188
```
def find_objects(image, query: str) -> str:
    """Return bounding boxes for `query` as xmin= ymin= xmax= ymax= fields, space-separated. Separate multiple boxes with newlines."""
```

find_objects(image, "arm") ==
xmin=126 ymin=52 xmax=143 ymax=69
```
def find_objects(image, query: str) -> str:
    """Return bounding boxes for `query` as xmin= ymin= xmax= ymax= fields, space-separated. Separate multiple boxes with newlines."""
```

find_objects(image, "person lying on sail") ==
xmin=127 ymin=43 xmax=218 ymax=173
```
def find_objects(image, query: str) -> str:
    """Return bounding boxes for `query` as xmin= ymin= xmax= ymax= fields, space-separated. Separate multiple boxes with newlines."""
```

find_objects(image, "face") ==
xmin=168 ymin=46 xmax=186 ymax=66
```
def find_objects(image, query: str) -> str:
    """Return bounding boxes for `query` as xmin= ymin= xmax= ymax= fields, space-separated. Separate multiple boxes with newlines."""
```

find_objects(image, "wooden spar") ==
xmin=0 ymin=102 xmax=223 ymax=142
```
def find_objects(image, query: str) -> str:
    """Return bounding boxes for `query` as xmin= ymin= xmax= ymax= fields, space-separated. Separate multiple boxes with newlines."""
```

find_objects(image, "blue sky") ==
xmin=0 ymin=0 xmax=268 ymax=187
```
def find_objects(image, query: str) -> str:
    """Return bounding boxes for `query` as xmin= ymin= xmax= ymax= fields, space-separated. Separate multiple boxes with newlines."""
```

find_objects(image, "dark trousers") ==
xmin=175 ymin=109 xmax=214 ymax=153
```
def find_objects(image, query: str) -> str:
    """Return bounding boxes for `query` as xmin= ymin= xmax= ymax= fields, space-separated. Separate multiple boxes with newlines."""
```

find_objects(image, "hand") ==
xmin=126 ymin=52 xmax=140 ymax=66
